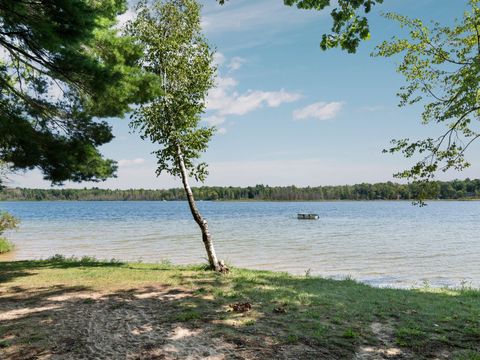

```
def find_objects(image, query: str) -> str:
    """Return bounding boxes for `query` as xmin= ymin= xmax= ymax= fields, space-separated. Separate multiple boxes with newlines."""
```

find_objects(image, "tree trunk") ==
xmin=177 ymin=147 xmax=227 ymax=272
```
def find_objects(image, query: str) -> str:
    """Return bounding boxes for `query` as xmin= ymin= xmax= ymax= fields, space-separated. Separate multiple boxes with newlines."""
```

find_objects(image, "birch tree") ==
xmin=128 ymin=0 xmax=227 ymax=272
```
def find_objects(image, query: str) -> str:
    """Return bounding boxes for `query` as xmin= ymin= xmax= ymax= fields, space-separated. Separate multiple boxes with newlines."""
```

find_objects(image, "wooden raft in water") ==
xmin=297 ymin=213 xmax=319 ymax=220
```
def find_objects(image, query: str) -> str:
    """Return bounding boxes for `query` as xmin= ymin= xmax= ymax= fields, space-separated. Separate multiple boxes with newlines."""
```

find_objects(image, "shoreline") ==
xmin=1 ymin=255 xmax=478 ymax=291
xmin=1 ymin=198 xmax=480 ymax=202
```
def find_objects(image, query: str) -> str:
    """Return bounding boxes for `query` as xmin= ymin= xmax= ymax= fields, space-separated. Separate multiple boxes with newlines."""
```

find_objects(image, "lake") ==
xmin=0 ymin=200 xmax=479 ymax=289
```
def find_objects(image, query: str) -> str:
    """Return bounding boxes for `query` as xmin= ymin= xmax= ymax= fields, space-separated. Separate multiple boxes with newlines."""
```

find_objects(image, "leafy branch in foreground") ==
xmin=374 ymin=0 xmax=480 ymax=183
xmin=218 ymin=0 xmax=384 ymax=53
xmin=0 ymin=0 xmax=160 ymax=184
xmin=128 ymin=0 xmax=227 ymax=272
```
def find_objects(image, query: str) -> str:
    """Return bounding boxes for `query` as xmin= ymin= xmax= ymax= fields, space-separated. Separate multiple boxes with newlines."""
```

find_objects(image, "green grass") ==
xmin=0 ymin=237 xmax=14 ymax=254
xmin=176 ymin=310 xmax=201 ymax=322
xmin=0 ymin=256 xmax=479 ymax=359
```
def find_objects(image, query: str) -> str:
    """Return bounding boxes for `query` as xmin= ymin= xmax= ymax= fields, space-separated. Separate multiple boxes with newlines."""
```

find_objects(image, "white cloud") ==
xmin=217 ymin=76 xmax=238 ymax=88
xmin=213 ymin=52 xmax=226 ymax=67
xmin=203 ymin=115 xmax=225 ymax=126
xmin=204 ymin=115 xmax=226 ymax=126
xmin=217 ymin=127 xmax=227 ymax=135
xmin=207 ymin=76 xmax=301 ymax=117
xmin=293 ymin=101 xmax=344 ymax=121
xmin=205 ymin=76 xmax=237 ymax=112
xmin=224 ymin=89 xmax=301 ymax=116
xmin=227 ymin=57 xmax=246 ymax=72
xmin=205 ymin=54 xmax=302 ymax=134
xmin=118 ymin=158 xmax=146 ymax=167
xmin=359 ymin=105 xmax=384 ymax=112
xmin=201 ymin=0 xmax=320 ymax=35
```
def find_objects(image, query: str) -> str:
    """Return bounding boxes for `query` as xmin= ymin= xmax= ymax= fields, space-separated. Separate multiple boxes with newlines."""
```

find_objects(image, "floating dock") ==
xmin=297 ymin=213 xmax=319 ymax=220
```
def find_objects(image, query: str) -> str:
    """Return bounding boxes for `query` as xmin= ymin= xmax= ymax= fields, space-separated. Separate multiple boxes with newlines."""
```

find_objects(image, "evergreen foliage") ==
xmin=0 ymin=0 xmax=160 ymax=184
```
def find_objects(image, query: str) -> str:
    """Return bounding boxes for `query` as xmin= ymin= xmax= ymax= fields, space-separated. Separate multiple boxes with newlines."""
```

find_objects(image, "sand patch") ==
xmin=0 ymin=285 xmax=239 ymax=360
xmin=0 ymin=304 xmax=61 ymax=321
xmin=2 ymin=284 xmax=397 ymax=360
xmin=355 ymin=322 xmax=413 ymax=360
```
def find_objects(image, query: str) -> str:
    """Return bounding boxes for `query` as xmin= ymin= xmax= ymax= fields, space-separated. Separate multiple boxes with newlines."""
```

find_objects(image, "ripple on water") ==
xmin=0 ymin=200 xmax=479 ymax=288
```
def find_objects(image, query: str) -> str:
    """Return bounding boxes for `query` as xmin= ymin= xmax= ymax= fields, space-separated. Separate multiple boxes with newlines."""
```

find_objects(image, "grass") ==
xmin=0 ymin=256 xmax=479 ymax=359
xmin=0 ymin=237 xmax=14 ymax=254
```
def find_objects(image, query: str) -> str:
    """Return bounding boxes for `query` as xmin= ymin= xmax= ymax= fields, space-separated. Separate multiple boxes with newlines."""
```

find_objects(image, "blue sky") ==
xmin=11 ymin=0 xmax=480 ymax=189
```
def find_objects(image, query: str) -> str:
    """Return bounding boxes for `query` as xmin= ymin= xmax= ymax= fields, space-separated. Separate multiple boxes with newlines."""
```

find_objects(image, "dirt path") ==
xmin=354 ymin=321 xmax=455 ymax=360
xmin=51 ymin=290 xmax=235 ymax=360
xmin=355 ymin=322 xmax=413 ymax=360
xmin=0 ymin=286 xmax=325 ymax=360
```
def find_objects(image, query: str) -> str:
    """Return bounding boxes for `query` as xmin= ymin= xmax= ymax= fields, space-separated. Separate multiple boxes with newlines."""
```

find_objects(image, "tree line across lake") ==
xmin=1 ymin=179 xmax=479 ymax=202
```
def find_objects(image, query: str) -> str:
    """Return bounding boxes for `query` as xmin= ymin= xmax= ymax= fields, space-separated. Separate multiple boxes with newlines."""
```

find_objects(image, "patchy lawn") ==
xmin=0 ymin=256 xmax=479 ymax=359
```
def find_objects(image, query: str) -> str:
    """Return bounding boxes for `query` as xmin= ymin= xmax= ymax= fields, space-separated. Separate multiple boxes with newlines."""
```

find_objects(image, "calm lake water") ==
xmin=0 ymin=200 xmax=479 ymax=288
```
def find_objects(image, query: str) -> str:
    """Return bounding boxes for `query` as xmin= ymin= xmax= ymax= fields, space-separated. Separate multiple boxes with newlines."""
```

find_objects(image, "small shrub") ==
xmin=79 ymin=256 xmax=99 ymax=264
xmin=159 ymin=259 xmax=173 ymax=266
xmin=0 ymin=211 xmax=18 ymax=254
xmin=0 ymin=237 xmax=14 ymax=254
xmin=0 ymin=211 xmax=19 ymax=235
xmin=46 ymin=254 xmax=123 ymax=265
xmin=48 ymin=254 xmax=67 ymax=262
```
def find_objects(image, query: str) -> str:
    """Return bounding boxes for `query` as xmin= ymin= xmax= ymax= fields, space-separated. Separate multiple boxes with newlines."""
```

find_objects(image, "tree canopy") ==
xmin=218 ymin=0 xmax=384 ymax=53
xmin=375 ymin=0 xmax=480 ymax=182
xmin=129 ymin=0 xmax=215 ymax=183
xmin=0 ymin=0 xmax=160 ymax=184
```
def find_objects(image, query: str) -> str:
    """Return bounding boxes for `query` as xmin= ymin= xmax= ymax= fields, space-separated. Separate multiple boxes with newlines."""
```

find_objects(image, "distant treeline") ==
xmin=1 ymin=179 xmax=480 ymax=201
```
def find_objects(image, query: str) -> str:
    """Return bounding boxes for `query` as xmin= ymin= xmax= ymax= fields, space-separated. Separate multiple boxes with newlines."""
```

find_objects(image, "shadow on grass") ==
xmin=0 ymin=255 xmax=125 ymax=284
xmin=0 ymin=280 xmax=294 ymax=359
xmin=0 ymin=260 xmax=479 ymax=359
xmin=176 ymin=268 xmax=480 ymax=358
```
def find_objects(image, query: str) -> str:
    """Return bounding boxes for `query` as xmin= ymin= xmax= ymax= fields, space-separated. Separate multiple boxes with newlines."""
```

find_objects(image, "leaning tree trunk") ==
xmin=177 ymin=147 xmax=227 ymax=273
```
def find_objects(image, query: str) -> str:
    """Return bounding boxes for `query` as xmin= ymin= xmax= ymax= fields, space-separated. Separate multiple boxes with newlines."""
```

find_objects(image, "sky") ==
xmin=10 ymin=0 xmax=480 ymax=189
